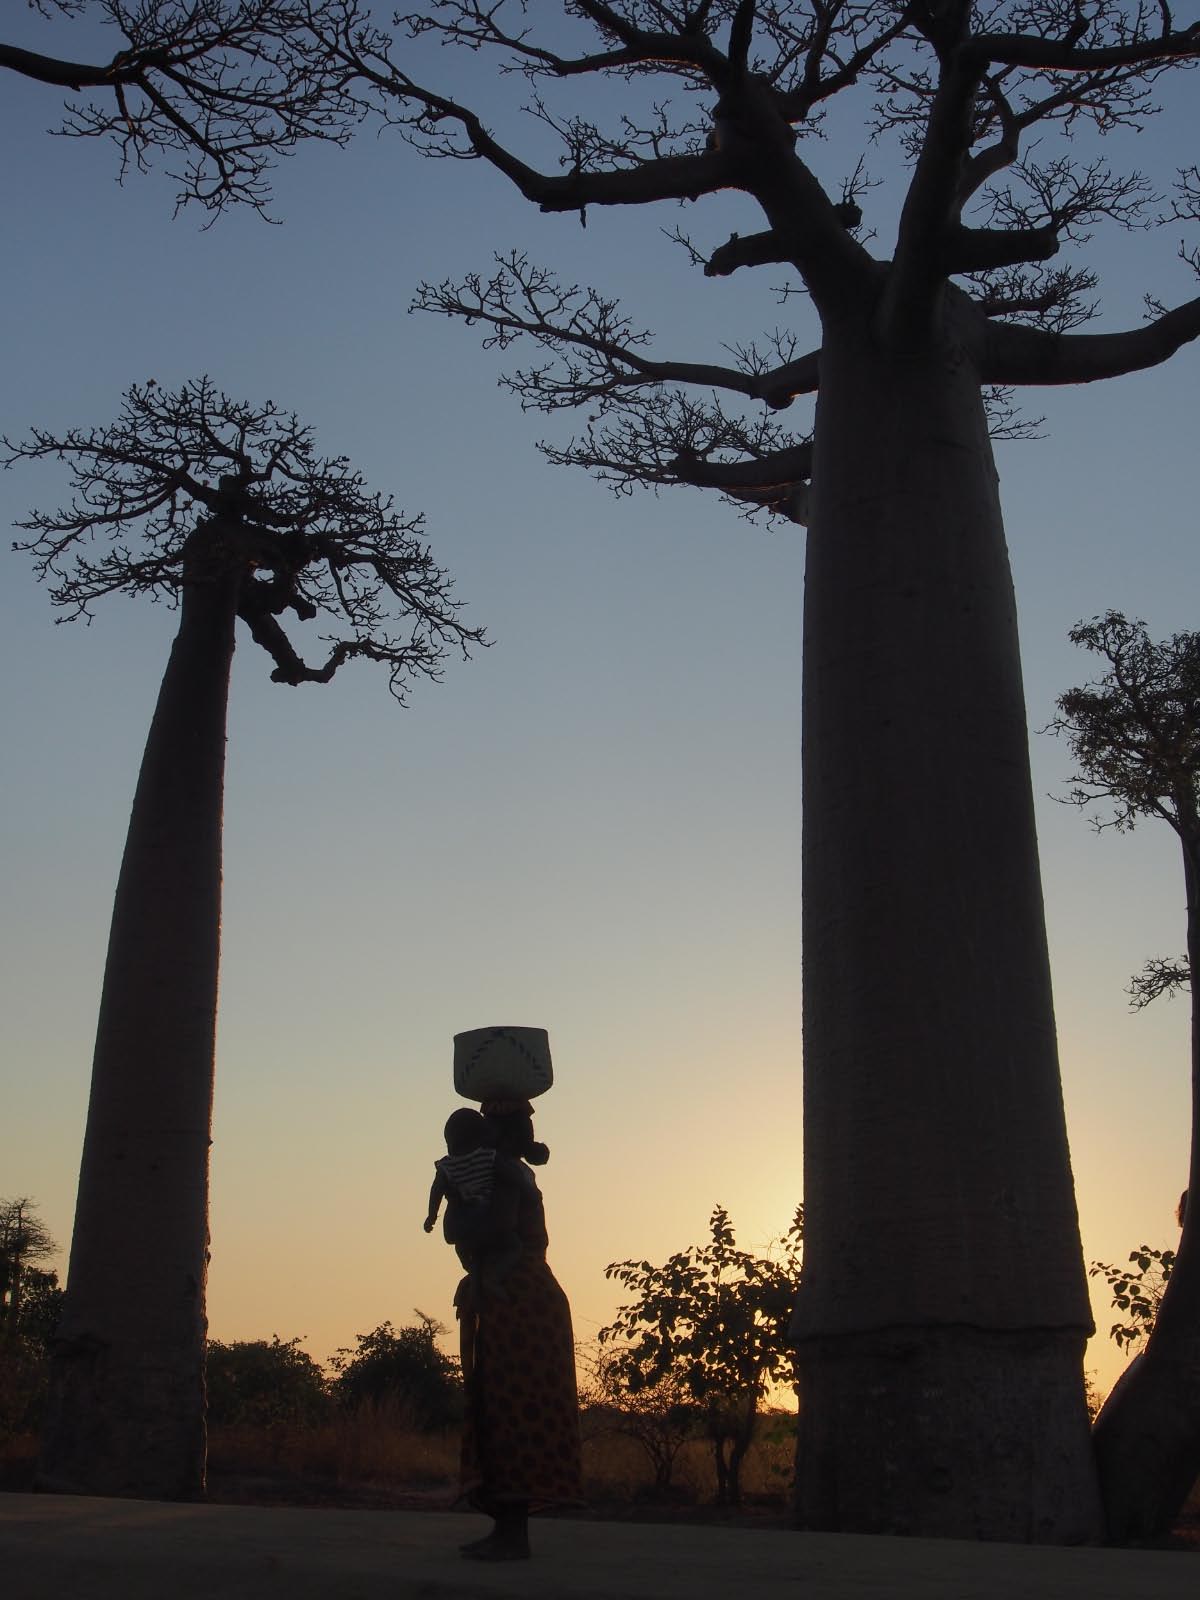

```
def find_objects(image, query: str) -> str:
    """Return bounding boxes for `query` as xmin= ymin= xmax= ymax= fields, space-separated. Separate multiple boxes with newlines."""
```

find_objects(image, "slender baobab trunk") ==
xmin=1091 ymin=829 xmax=1200 ymax=1539
xmin=791 ymin=318 xmax=1102 ymax=1542
xmin=38 ymin=530 xmax=239 ymax=1498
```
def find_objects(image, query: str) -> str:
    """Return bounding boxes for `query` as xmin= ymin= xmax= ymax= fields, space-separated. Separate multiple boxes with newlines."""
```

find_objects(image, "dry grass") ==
xmin=576 ymin=1410 xmax=796 ymax=1510
xmin=203 ymin=1404 xmax=798 ymax=1513
xmin=208 ymin=1398 xmax=459 ymax=1499
xmin=5 ymin=1411 xmax=1194 ymax=1538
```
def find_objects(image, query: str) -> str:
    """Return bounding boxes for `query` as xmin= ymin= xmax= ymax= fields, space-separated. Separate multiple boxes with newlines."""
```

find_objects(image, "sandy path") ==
xmin=2 ymin=1493 xmax=1195 ymax=1599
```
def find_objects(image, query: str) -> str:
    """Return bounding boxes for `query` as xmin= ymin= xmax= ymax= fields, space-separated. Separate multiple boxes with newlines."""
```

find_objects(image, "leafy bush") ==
xmin=1090 ymin=1246 xmax=1175 ymax=1353
xmin=0 ymin=1266 xmax=65 ymax=1437
xmin=206 ymin=1336 xmax=330 ymax=1428
xmin=329 ymin=1314 xmax=462 ymax=1430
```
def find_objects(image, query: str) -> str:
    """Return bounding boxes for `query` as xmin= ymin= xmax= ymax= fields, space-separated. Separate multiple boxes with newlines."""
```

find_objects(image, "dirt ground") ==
xmin=3 ymin=1492 xmax=1199 ymax=1600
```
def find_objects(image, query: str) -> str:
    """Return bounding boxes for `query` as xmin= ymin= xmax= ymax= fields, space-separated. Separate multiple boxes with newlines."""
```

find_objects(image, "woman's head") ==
xmin=482 ymin=1102 xmax=549 ymax=1165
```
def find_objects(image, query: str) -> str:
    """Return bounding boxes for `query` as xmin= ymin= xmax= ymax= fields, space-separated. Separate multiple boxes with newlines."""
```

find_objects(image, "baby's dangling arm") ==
xmin=424 ymin=1169 xmax=448 ymax=1233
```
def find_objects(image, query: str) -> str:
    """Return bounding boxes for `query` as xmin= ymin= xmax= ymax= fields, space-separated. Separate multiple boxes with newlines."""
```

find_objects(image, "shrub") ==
xmin=206 ymin=1336 xmax=330 ymax=1428
xmin=329 ymin=1313 xmax=462 ymax=1431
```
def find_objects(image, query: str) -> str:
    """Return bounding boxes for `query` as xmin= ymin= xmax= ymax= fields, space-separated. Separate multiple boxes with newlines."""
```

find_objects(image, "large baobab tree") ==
xmin=1051 ymin=612 xmax=1200 ymax=1538
xmin=2 ymin=0 xmax=361 ymax=216
xmin=5 ymin=378 xmax=483 ymax=1498
xmin=313 ymin=0 xmax=1200 ymax=1540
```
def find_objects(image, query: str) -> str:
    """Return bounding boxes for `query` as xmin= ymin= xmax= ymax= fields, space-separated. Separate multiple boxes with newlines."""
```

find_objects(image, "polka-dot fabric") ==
xmin=457 ymin=1249 xmax=584 ymax=1512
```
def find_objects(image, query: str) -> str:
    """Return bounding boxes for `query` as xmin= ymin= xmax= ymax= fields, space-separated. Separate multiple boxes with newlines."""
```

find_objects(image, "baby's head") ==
xmin=444 ymin=1107 xmax=493 ymax=1156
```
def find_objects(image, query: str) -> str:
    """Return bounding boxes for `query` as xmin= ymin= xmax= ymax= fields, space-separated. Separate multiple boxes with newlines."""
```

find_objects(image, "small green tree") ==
xmin=329 ymin=1314 xmax=462 ymax=1431
xmin=600 ymin=1206 xmax=801 ymax=1507
xmin=1051 ymin=611 xmax=1200 ymax=1537
xmin=205 ymin=1337 xmax=329 ymax=1429
xmin=1090 ymin=1247 xmax=1177 ymax=1356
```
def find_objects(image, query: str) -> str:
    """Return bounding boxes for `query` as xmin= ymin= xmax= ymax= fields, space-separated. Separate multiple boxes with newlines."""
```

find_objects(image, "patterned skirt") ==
xmin=455 ymin=1251 xmax=584 ymax=1512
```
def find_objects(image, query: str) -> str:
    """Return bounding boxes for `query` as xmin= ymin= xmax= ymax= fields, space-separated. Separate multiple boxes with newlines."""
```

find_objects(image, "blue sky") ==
xmin=1 ymin=4 xmax=1196 ymax=1395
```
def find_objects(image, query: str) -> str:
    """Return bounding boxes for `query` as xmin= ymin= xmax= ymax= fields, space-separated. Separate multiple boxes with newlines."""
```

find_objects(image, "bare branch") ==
xmin=983 ymin=292 xmax=1200 ymax=383
xmin=413 ymin=252 xmax=817 ymax=411
xmin=963 ymin=262 xmax=1100 ymax=331
xmin=943 ymin=221 xmax=1062 ymax=272
xmin=1128 ymin=955 xmax=1191 ymax=1010
xmin=972 ymin=21 xmax=1200 ymax=73
xmin=2 ymin=2 xmax=368 ymax=216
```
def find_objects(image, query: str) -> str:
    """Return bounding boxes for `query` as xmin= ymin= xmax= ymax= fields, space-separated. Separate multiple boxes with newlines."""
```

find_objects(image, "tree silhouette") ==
xmin=309 ymin=0 xmax=1200 ymax=1539
xmin=600 ymin=1206 xmax=801 ymax=1507
xmin=2 ymin=1 xmax=361 ymax=215
xmin=206 ymin=1335 xmax=330 ymax=1428
xmin=1051 ymin=612 xmax=1200 ymax=1537
xmin=5 ymin=378 xmax=483 ymax=1498
xmin=329 ymin=1314 xmax=463 ymax=1430
xmin=0 ymin=1197 xmax=57 ymax=1326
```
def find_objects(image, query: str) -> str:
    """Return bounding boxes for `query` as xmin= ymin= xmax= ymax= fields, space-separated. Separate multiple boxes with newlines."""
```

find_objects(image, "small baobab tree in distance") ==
xmin=310 ymin=0 xmax=1200 ymax=1541
xmin=0 ymin=1196 xmax=57 ymax=1327
xmin=5 ymin=377 xmax=484 ymax=1498
xmin=1050 ymin=611 xmax=1200 ymax=1538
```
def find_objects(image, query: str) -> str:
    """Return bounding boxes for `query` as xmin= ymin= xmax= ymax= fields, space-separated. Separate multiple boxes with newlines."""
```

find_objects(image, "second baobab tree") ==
xmin=5 ymin=378 xmax=484 ymax=1498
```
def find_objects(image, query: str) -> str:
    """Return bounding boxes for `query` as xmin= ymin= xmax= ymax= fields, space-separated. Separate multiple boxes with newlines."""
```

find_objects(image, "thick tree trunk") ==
xmin=37 ymin=545 xmax=238 ymax=1499
xmin=791 ymin=315 xmax=1102 ymax=1541
xmin=1091 ymin=832 xmax=1200 ymax=1539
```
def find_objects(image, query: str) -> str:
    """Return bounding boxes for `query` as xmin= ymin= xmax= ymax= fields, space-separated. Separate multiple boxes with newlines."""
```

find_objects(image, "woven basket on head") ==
xmin=453 ymin=1026 xmax=553 ymax=1103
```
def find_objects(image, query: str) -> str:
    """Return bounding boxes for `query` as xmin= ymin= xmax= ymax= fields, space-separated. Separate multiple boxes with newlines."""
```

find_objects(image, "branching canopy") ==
xmin=1049 ymin=611 xmax=1200 ymax=838
xmin=4 ymin=377 xmax=485 ymax=700
xmin=1050 ymin=611 xmax=1200 ymax=1010
xmin=2 ymin=1 xmax=364 ymax=215
xmin=309 ymin=0 xmax=1200 ymax=519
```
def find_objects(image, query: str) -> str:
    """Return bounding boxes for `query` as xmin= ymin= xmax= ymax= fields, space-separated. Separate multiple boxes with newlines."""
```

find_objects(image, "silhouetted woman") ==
xmin=454 ymin=1100 xmax=582 ymax=1560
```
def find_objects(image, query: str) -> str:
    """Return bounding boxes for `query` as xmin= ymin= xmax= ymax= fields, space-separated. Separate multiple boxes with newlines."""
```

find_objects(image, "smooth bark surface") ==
xmin=37 ymin=542 xmax=238 ymax=1498
xmin=792 ymin=310 xmax=1101 ymax=1539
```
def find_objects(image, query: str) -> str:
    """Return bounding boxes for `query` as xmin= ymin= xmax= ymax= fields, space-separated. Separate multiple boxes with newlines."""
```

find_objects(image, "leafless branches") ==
xmin=964 ymin=262 xmax=1100 ymax=330
xmin=4 ymin=378 xmax=485 ymax=700
xmin=2 ymin=2 xmax=366 ymax=215
xmin=414 ymin=251 xmax=819 ymax=412
xmin=538 ymin=387 xmax=813 ymax=522
xmin=413 ymin=249 xmax=816 ymax=516
xmin=1128 ymin=955 xmax=1191 ymax=1009
xmin=306 ymin=1 xmax=1200 ymax=501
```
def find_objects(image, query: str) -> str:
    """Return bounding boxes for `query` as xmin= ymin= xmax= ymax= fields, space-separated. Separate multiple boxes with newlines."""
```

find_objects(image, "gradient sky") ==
xmin=2 ymin=6 xmax=1197 ymax=1402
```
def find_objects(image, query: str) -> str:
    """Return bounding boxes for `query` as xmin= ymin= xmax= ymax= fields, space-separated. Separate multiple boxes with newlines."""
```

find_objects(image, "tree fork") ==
xmin=37 ymin=528 xmax=239 ymax=1499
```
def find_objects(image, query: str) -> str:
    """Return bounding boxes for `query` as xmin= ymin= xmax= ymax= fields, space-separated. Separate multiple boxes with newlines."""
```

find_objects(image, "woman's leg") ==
xmin=460 ymin=1501 xmax=530 ymax=1560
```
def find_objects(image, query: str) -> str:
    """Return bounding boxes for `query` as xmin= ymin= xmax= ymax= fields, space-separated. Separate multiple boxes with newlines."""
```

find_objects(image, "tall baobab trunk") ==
xmin=791 ymin=319 xmax=1102 ymax=1542
xmin=38 ymin=531 xmax=239 ymax=1498
xmin=1091 ymin=829 xmax=1200 ymax=1539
